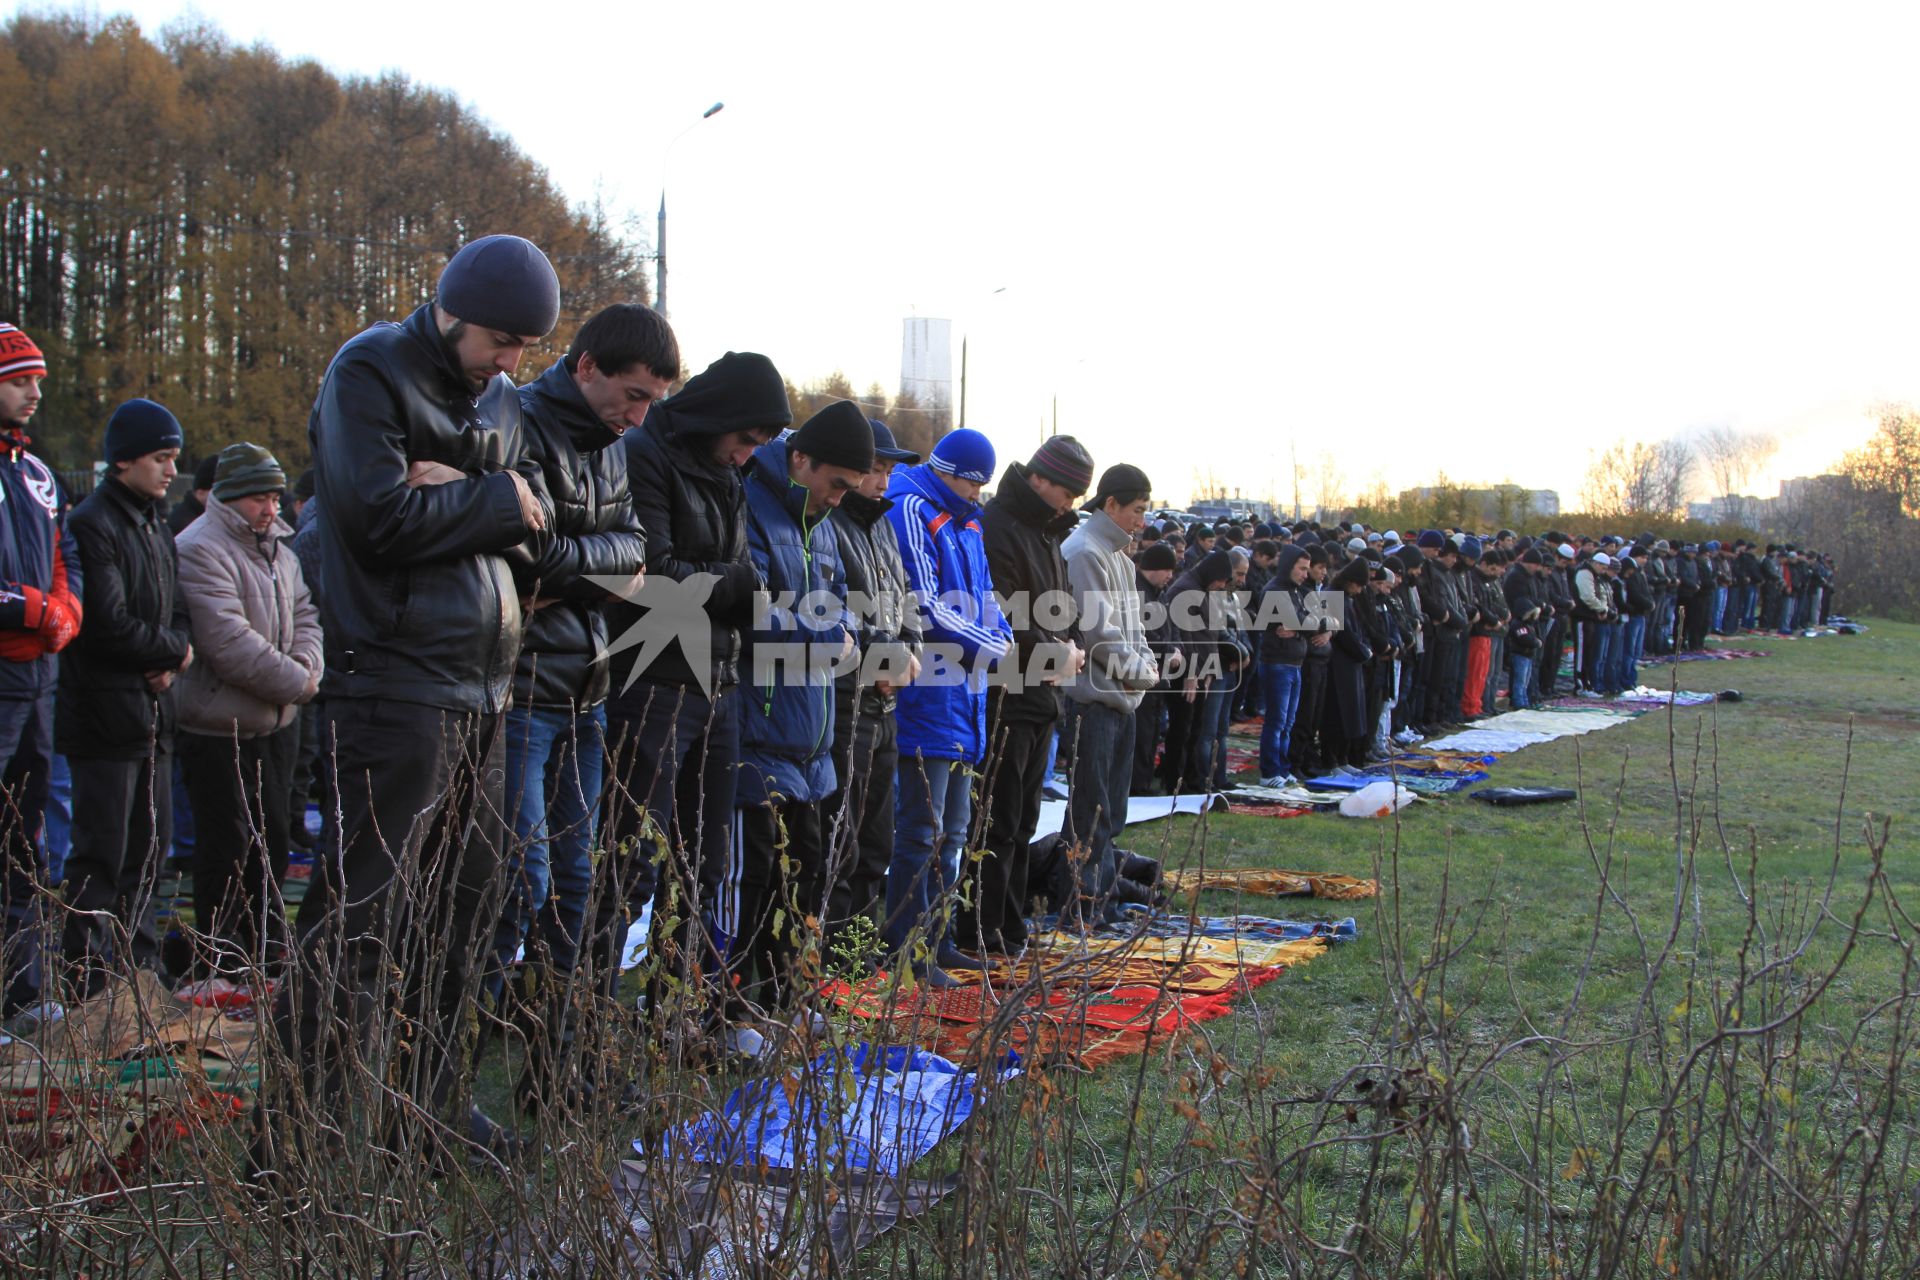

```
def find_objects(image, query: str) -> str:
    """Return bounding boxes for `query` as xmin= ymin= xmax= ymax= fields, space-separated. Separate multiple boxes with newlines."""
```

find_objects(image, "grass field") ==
xmin=959 ymin=618 xmax=1920 ymax=1276
xmin=8 ymin=622 xmax=1913 ymax=1276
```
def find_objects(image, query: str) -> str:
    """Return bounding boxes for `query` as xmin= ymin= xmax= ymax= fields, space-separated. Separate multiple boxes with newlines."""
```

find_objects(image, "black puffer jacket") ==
xmin=980 ymin=462 xmax=1077 ymax=725
xmin=608 ymin=352 xmax=790 ymax=701
xmin=511 ymin=358 xmax=647 ymax=710
xmin=56 ymin=476 xmax=191 ymax=759
xmin=310 ymin=304 xmax=548 ymax=715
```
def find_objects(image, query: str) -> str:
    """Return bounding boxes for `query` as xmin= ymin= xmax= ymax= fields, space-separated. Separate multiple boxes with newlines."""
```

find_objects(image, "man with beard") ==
xmin=268 ymin=235 xmax=557 ymax=1177
xmin=0 ymin=325 xmax=80 ymax=1020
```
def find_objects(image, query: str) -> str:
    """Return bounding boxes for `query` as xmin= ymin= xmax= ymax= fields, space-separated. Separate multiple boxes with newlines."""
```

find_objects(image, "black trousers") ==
xmin=1131 ymin=692 xmax=1164 ymax=795
xmin=824 ymin=701 xmax=897 ymax=949
xmin=0 ymin=694 xmax=54 ymax=1013
xmin=62 ymin=750 xmax=172 ymax=989
xmin=1537 ymin=618 xmax=1565 ymax=697
xmin=178 ymin=724 xmax=297 ymax=977
xmin=596 ymin=682 xmax=741 ymax=1005
xmin=736 ymin=797 xmax=824 ymax=1010
xmin=967 ymin=707 xmax=1051 ymax=950
xmin=1423 ymin=635 xmax=1460 ymax=724
xmin=1291 ymin=660 xmax=1329 ymax=775
xmin=1159 ymin=688 xmax=1202 ymax=793
xmin=270 ymin=700 xmax=505 ymax=1147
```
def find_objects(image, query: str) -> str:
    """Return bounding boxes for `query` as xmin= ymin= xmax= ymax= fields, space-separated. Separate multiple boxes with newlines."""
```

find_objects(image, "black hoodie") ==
xmin=609 ymin=351 xmax=792 ymax=698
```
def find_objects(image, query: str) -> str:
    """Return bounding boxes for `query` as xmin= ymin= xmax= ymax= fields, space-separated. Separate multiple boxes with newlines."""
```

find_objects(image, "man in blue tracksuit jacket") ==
xmin=882 ymin=428 xmax=1011 ymax=986
xmin=732 ymin=402 xmax=872 ymax=1017
xmin=0 ymin=325 xmax=80 ymax=1016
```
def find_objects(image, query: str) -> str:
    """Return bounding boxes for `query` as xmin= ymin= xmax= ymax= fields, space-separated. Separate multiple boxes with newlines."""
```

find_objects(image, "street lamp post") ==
xmin=656 ymin=101 xmax=725 ymax=318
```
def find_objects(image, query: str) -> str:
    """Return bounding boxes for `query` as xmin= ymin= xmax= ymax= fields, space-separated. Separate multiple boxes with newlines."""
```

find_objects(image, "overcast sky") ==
xmin=22 ymin=1 xmax=1920 ymax=508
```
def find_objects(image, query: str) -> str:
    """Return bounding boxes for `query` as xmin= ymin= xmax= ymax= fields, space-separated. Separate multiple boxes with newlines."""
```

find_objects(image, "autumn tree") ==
xmin=0 ymin=13 xmax=650 ymax=474
xmin=1695 ymin=425 xmax=1779 ymax=524
xmin=1580 ymin=437 xmax=1696 ymax=519
xmin=1838 ymin=404 xmax=1920 ymax=518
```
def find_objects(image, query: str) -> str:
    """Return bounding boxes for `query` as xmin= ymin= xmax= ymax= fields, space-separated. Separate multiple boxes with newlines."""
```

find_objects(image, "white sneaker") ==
xmin=721 ymin=1024 xmax=771 ymax=1061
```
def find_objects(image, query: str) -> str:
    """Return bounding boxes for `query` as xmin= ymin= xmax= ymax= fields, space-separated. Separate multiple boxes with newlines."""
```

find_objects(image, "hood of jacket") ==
xmin=746 ymin=435 xmax=817 ymax=527
xmin=523 ymin=356 xmax=622 ymax=454
xmin=654 ymin=351 xmax=792 ymax=446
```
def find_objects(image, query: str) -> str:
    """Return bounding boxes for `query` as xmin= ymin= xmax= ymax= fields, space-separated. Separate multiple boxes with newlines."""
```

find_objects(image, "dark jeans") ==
xmin=0 ymin=695 xmax=54 ymax=1012
xmin=825 ymin=699 xmax=897 ymax=948
xmin=595 ymin=682 xmax=740 ymax=1002
xmin=487 ymin=703 xmax=605 ymax=998
xmin=1158 ymin=688 xmax=1202 ymax=793
xmin=1065 ymin=701 xmax=1135 ymax=904
xmin=1258 ymin=663 xmax=1301 ymax=778
xmin=178 ymin=724 xmax=298 ymax=977
xmin=270 ymin=700 xmax=505 ymax=1146
xmin=62 ymin=749 xmax=173 ymax=990
xmin=968 ymin=703 xmax=1051 ymax=949
xmin=885 ymin=753 xmax=971 ymax=957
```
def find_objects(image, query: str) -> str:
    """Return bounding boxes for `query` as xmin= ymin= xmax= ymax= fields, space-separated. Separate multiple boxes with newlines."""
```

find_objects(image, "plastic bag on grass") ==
xmin=1337 ymin=780 xmax=1415 ymax=818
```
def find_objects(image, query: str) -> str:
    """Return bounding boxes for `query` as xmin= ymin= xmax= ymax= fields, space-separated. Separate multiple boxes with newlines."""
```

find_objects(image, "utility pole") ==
xmin=655 ymin=191 xmax=668 ymax=318
xmin=655 ymin=101 xmax=725 ymax=319
xmin=957 ymin=337 xmax=967 ymax=430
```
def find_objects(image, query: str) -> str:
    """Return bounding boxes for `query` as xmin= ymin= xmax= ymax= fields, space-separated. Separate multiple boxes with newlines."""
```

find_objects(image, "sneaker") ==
xmin=465 ymin=1105 xmax=538 ymax=1172
xmin=1258 ymin=775 xmax=1291 ymax=788
xmin=719 ymin=1023 xmax=772 ymax=1061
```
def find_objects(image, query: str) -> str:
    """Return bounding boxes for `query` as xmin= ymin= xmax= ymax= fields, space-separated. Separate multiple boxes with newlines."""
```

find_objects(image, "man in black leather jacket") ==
xmin=483 ymin=304 xmax=675 ymax=1111
xmin=592 ymin=350 xmax=789 ymax=1051
xmin=269 ymin=235 xmax=559 ymax=1174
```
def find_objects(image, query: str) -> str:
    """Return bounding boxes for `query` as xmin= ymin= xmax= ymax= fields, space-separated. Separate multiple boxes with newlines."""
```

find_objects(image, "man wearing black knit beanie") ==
xmin=265 ymin=234 xmax=559 ymax=1180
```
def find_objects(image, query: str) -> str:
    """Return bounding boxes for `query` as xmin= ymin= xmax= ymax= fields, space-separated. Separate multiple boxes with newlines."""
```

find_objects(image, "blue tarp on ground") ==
xmin=657 ymin=1043 xmax=1019 ymax=1176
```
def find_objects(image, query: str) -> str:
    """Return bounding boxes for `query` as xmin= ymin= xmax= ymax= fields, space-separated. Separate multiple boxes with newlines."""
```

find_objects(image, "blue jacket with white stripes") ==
xmin=884 ymin=462 xmax=1011 ymax=764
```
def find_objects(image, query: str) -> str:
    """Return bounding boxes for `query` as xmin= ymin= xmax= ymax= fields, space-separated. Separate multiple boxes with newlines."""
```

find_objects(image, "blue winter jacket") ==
xmin=0 ymin=434 xmax=81 ymax=700
xmin=738 ymin=436 xmax=850 ymax=806
xmin=885 ymin=463 xmax=1011 ymax=763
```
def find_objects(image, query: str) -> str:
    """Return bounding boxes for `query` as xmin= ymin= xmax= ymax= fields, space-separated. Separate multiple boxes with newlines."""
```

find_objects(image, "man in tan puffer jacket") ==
xmin=174 ymin=443 xmax=322 ymax=990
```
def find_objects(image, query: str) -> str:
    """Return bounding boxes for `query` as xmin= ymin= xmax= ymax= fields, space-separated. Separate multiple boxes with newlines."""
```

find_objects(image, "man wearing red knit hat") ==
xmin=0 ymin=323 xmax=81 ymax=1023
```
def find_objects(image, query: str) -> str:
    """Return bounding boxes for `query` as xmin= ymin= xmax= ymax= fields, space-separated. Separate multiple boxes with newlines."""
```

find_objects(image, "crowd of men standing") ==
xmin=0 ymin=234 xmax=1842 ymax=1177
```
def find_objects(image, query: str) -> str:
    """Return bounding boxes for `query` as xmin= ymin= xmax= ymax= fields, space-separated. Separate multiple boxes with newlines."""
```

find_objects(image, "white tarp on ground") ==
xmin=1425 ymin=706 xmax=1640 ymax=754
xmin=1475 ymin=708 xmax=1639 ymax=736
xmin=1032 ymin=792 xmax=1228 ymax=841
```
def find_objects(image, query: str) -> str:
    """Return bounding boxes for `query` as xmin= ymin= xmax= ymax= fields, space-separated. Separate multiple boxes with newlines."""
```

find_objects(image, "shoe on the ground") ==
xmin=934 ymin=945 xmax=986 ymax=973
xmin=1110 ymin=876 xmax=1164 ymax=908
xmin=466 ymin=1105 xmax=537 ymax=1172
xmin=1119 ymin=851 xmax=1162 ymax=886
xmin=911 ymin=963 xmax=961 ymax=989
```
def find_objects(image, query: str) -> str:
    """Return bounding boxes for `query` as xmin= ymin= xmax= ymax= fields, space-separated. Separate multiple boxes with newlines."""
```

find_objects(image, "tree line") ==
xmin=0 ymin=13 xmax=650 ymax=474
